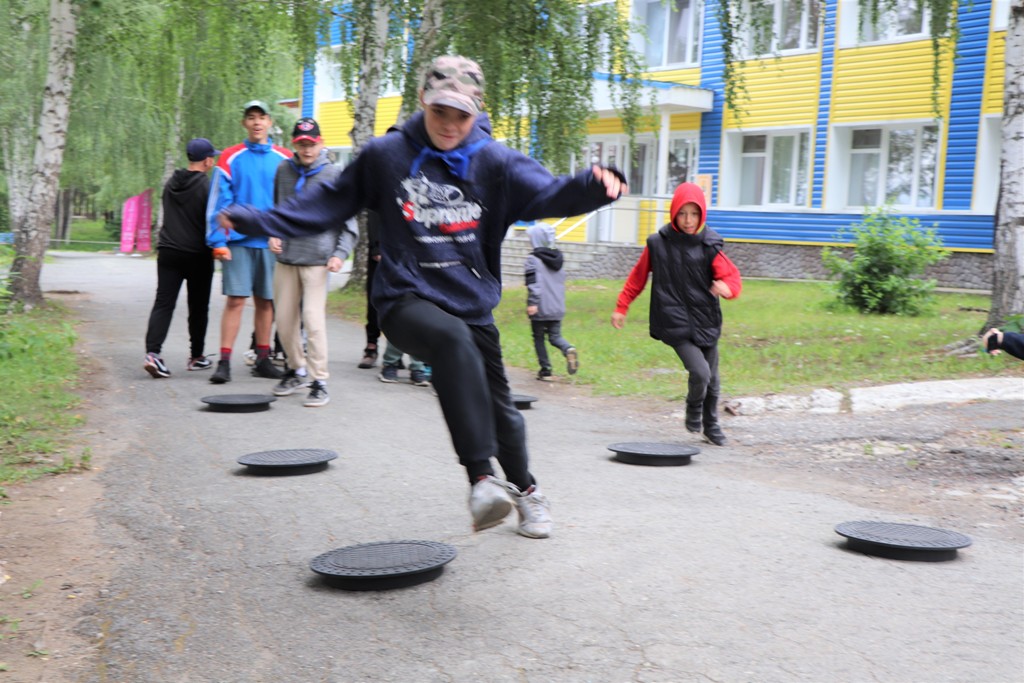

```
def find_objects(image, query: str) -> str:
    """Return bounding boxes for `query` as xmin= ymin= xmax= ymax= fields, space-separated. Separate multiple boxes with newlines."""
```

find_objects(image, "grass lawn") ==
xmin=329 ymin=278 xmax=1023 ymax=401
xmin=55 ymin=218 xmax=122 ymax=252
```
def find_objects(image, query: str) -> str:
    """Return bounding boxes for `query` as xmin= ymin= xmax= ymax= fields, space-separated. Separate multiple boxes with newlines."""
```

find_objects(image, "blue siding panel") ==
xmin=712 ymin=210 xmax=993 ymax=249
xmin=302 ymin=67 xmax=315 ymax=118
xmin=812 ymin=0 xmax=837 ymax=209
xmin=698 ymin=0 xmax=725 ymax=203
xmin=942 ymin=0 xmax=990 ymax=210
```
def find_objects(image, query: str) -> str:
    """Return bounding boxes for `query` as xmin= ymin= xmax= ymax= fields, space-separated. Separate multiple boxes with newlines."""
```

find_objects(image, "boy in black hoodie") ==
xmin=144 ymin=138 xmax=220 ymax=378
xmin=221 ymin=56 xmax=627 ymax=538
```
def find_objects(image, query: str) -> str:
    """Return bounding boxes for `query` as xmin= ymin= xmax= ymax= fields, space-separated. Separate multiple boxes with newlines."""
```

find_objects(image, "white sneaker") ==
xmin=469 ymin=476 xmax=514 ymax=531
xmin=513 ymin=486 xmax=552 ymax=538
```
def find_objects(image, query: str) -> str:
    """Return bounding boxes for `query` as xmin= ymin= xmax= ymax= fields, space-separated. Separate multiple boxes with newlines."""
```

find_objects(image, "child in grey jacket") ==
xmin=525 ymin=224 xmax=578 ymax=380
xmin=269 ymin=118 xmax=358 ymax=407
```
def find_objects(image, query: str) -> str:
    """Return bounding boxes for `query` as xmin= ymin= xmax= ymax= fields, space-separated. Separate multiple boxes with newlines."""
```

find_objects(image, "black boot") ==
xmin=702 ymin=395 xmax=726 ymax=446
xmin=685 ymin=400 xmax=702 ymax=433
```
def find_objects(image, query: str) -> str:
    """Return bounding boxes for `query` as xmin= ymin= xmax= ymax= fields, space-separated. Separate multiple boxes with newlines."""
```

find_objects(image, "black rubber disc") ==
xmin=511 ymin=394 xmax=537 ymax=410
xmin=201 ymin=394 xmax=276 ymax=413
xmin=835 ymin=521 xmax=972 ymax=562
xmin=310 ymin=540 xmax=457 ymax=591
xmin=608 ymin=441 xmax=699 ymax=466
xmin=237 ymin=448 xmax=337 ymax=476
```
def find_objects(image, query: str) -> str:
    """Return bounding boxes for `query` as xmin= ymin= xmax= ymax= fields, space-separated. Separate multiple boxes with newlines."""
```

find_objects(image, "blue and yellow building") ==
xmin=298 ymin=0 xmax=1009 ymax=286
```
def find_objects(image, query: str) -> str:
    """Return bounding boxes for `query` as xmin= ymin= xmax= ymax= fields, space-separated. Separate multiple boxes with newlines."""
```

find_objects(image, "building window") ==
xmin=839 ymin=0 xmax=930 ymax=45
xmin=314 ymin=50 xmax=345 ymax=102
xmin=742 ymin=0 xmax=820 ymax=56
xmin=739 ymin=131 xmax=810 ymax=206
xmin=847 ymin=125 xmax=938 ymax=208
xmin=634 ymin=0 xmax=703 ymax=68
xmin=668 ymin=136 xmax=699 ymax=189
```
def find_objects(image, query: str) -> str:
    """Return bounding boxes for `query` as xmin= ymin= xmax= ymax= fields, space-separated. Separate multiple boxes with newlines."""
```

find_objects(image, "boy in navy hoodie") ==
xmin=611 ymin=182 xmax=742 ymax=446
xmin=221 ymin=56 xmax=627 ymax=538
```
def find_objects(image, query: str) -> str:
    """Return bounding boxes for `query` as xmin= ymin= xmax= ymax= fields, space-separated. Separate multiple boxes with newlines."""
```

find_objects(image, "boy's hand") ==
xmin=527 ymin=305 xmax=538 ymax=316
xmin=982 ymin=328 xmax=1004 ymax=355
xmin=592 ymin=165 xmax=628 ymax=199
xmin=327 ymin=256 xmax=343 ymax=273
xmin=268 ymin=237 xmax=283 ymax=254
xmin=611 ymin=312 xmax=626 ymax=329
xmin=710 ymin=280 xmax=732 ymax=298
xmin=212 ymin=247 xmax=231 ymax=261
xmin=217 ymin=211 xmax=235 ymax=236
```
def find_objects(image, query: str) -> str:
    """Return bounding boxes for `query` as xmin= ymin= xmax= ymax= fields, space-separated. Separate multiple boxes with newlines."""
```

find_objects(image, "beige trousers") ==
xmin=272 ymin=263 xmax=330 ymax=381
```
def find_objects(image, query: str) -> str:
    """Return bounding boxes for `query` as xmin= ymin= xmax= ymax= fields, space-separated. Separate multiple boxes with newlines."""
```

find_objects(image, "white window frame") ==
xmin=667 ymin=134 xmax=700 ymax=190
xmin=992 ymin=0 xmax=1009 ymax=30
xmin=739 ymin=0 xmax=821 ymax=57
xmin=832 ymin=122 xmax=940 ymax=209
xmin=633 ymin=0 xmax=704 ymax=69
xmin=838 ymin=0 xmax=931 ymax=47
xmin=723 ymin=128 xmax=811 ymax=207
xmin=314 ymin=49 xmax=346 ymax=103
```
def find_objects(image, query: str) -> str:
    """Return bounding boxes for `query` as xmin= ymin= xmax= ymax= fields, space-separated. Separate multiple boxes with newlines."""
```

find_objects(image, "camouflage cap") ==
xmin=421 ymin=55 xmax=484 ymax=115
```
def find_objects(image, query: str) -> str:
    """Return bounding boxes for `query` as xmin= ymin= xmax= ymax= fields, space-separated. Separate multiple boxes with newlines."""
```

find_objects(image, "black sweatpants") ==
xmin=671 ymin=339 xmax=720 ymax=406
xmin=364 ymin=255 xmax=380 ymax=348
xmin=381 ymin=295 xmax=534 ymax=490
xmin=145 ymin=247 xmax=214 ymax=357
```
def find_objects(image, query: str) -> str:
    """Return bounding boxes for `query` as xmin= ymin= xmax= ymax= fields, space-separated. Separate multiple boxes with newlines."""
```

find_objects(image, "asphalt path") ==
xmin=41 ymin=252 xmax=1024 ymax=683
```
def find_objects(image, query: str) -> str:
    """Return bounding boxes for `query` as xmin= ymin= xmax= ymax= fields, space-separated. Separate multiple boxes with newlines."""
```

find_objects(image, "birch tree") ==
xmin=7 ymin=0 xmax=77 ymax=307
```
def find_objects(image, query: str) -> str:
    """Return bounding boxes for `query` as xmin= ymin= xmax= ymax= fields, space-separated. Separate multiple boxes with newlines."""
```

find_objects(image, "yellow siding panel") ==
xmin=832 ymin=40 xmax=954 ymax=122
xmin=588 ymin=118 xmax=626 ymax=135
xmin=983 ymin=31 xmax=1006 ymax=116
xmin=317 ymin=95 xmax=404 ymax=148
xmin=669 ymin=112 xmax=701 ymax=130
xmin=723 ymin=53 xmax=822 ymax=129
xmin=640 ymin=67 xmax=702 ymax=86
xmin=538 ymin=217 xmax=586 ymax=242
xmin=636 ymin=199 xmax=669 ymax=243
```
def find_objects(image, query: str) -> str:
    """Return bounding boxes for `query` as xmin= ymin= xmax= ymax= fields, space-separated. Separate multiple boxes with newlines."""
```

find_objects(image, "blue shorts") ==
xmin=221 ymin=246 xmax=275 ymax=299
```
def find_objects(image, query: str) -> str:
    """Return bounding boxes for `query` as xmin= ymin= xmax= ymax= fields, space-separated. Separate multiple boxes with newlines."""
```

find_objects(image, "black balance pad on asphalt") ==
xmin=608 ymin=442 xmax=700 ymax=466
xmin=310 ymin=540 xmax=457 ymax=591
xmin=511 ymin=394 xmax=538 ymax=410
xmin=835 ymin=521 xmax=972 ymax=562
xmin=201 ymin=394 xmax=276 ymax=413
xmin=237 ymin=448 xmax=338 ymax=476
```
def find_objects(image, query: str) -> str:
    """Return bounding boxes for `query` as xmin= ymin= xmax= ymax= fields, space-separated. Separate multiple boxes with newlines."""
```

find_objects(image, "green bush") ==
xmin=822 ymin=206 xmax=950 ymax=315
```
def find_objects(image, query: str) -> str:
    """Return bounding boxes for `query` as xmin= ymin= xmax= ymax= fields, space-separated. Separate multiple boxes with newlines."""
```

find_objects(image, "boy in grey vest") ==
xmin=525 ymin=224 xmax=578 ymax=380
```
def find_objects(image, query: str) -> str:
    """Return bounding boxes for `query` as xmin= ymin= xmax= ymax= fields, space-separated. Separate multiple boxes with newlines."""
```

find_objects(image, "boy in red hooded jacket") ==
xmin=611 ymin=182 xmax=742 ymax=445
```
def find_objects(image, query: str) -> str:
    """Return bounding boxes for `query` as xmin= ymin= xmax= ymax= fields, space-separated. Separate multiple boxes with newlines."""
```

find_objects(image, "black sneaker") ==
xmin=187 ymin=356 xmax=212 ymax=371
xmin=378 ymin=365 xmax=400 ymax=383
xmin=210 ymin=360 xmax=231 ymax=384
xmin=304 ymin=381 xmax=330 ymax=407
xmin=144 ymin=353 xmax=170 ymax=378
xmin=537 ymin=369 xmax=554 ymax=382
xmin=409 ymin=369 xmax=431 ymax=387
xmin=251 ymin=356 xmax=284 ymax=379
xmin=565 ymin=347 xmax=579 ymax=375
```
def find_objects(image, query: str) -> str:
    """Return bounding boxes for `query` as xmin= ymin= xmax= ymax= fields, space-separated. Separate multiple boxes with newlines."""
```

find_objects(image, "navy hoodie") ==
xmin=227 ymin=112 xmax=622 ymax=325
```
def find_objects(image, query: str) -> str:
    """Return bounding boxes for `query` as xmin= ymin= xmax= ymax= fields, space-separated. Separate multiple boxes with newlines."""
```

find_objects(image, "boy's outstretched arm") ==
xmin=612 ymin=247 xmax=652 ymax=329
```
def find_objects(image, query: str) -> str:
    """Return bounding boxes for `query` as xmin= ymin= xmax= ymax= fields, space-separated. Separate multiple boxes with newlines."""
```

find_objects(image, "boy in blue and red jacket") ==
xmin=612 ymin=182 xmax=742 ymax=446
xmin=220 ymin=56 xmax=627 ymax=539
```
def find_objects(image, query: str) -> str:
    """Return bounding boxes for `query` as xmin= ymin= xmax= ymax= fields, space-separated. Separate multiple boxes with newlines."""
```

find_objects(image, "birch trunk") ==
xmin=8 ymin=0 xmax=78 ymax=308
xmin=154 ymin=57 xmax=187 ymax=246
xmin=396 ymin=0 xmax=444 ymax=126
xmin=985 ymin=0 xmax=1024 ymax=329
xmin=345 ymin=0 xmax=389 ymax=291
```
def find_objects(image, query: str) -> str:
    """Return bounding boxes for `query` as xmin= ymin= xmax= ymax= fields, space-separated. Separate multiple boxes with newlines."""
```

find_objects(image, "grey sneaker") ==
xmin=273 ymin=370 xmax=309 ymax=396
xmin=304 ymin=381 xmax=330 ymax=407
xmin=378 ymin=365 xmax=400 ymax=383
xmin=513 ymin=485 xmax=552 ymax=539
xmin=469 ymin=476 xmax=514 ymax=531
xmin=409 ymin=369 xmax=431 ymax=386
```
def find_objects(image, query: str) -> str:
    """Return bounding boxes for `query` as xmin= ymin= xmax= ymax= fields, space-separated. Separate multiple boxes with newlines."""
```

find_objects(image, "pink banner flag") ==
xmin=120 ymin=195 xmax=140 ymax=252
xmin=136 ymin=189 xmax=153 ymax=251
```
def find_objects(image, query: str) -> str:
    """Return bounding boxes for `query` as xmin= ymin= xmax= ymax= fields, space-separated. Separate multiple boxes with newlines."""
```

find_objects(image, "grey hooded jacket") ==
xmin=272 ymin=154 xmax=357 ymax=265
xmin=524 ymin=223 xmax=566 ymax=321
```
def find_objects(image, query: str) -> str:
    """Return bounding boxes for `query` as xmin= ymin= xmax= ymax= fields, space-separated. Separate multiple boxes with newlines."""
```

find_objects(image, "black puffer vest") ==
xmin=646 ymin=223 xmax=724 ymax=347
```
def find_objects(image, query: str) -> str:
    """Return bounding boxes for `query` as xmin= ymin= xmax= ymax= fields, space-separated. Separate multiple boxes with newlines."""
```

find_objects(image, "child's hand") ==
xmin=527 ymin=305 xmax=538 ymax=317
xmin=268 ymin=237 xmax=283 ymax=254
xmin=710 ymin=280 xmax=732 ymax=298
xmin=982 ymin=328 xmax=1003 ymax=355
xmin=592 ymin=165 xmax=628 ymax=199
xmin=611 ymin=312 xmax=626 ymax=329
xmin=212 ymin=247 xmax=231 ymax=261
xmin=326 ymin=256 xmax=343 ymax=273
xmin=217 ymin=211 xmax=235 ymax=236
